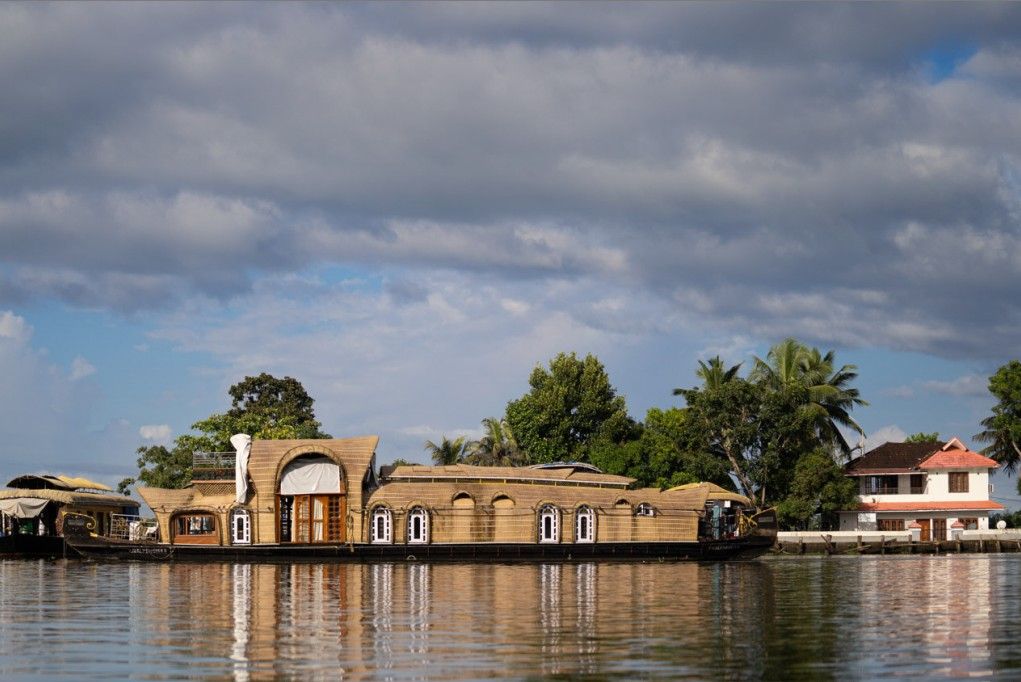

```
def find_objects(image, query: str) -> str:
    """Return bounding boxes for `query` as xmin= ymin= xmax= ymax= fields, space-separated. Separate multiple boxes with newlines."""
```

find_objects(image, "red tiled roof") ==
xmin=918 ymin=450 xmax=999 ymax=470
xmin=856 ymin=500 xmax=1004 ymax=512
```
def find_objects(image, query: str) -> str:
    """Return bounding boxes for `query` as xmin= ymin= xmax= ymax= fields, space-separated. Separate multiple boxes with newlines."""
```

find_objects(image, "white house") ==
xmin=838 ymin=437 xmax=1003 ymax=541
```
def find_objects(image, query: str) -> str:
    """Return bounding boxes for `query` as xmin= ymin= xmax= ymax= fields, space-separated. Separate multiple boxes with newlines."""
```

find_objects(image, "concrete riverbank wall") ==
xmin=775 ymin=529 xmax=1021 ymax=555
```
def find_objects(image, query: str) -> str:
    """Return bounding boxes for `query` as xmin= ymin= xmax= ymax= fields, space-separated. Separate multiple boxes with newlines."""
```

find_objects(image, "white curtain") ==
xmin=279 ymin=456 xmax=341 ymax=495
xmin=230 ymin=433 xmax=252 ymax=504
xmin=0 ymin=497 xmax=49 ymax=518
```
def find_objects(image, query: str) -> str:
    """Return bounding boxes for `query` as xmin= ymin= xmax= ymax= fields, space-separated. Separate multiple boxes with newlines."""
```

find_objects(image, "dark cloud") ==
xmin=1 ymin=3 xmax=1020 ymax=357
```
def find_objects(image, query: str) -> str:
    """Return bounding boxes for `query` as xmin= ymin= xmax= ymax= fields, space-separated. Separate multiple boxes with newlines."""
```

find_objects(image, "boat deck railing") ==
xmin=193 ymin=451 xmax=236 ymax=480
xmin=108 ymin=514 xmax=159 ymax=543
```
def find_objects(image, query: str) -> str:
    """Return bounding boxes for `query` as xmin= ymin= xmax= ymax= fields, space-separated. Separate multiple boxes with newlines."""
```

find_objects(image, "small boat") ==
xmin=0 ymin=474 xmax=142 ymax=558
xmin=65 ymin=435 xmax=776 ymax=562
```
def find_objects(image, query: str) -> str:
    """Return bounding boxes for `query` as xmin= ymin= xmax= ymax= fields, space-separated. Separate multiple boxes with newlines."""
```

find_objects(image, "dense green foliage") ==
xmin=776 ymin=449 xmax=859 ymax=530
xmin=505 ymin=352 xmax=635 ymax=463
xmin=423 ymin=435 xmax=467 ymax=465
xmin=463 ymin=418 xmax=526 ymax=466
xmin=120 ymin=374 xmax=328 ymax=491
xmin=905 ymin=432 xmax=940 ymax=443
xmin=975 ymin=360 xmax=1021 ymax=483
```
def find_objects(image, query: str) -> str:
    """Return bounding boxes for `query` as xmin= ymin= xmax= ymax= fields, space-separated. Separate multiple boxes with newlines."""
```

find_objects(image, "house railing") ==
xmin=109 ymin=514 xmax=159 ymax=542
xmin=193 ymin=451 xmax=236 ymax=480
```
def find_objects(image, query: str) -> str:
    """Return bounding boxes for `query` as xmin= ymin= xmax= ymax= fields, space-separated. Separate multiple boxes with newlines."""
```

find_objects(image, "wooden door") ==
xmin=917 ymin=518 xmax=931 ymax=542
xmin=932 ymin=518 xmax=947 ymax=542
xmin=326 ymin=495 xmax=346 ymax=543
xmin=294 ymin=496 xmax=311 ymax=543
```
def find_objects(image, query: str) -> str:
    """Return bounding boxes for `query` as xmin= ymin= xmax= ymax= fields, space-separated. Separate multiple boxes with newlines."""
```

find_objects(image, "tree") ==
xmin=506 ymin=352 xmax=635 ymax=463
xmin=975 ymin=360 xmax=1021 ymax=474
xmin=590 ymin=406 xmax=733 ymax=489
xmin=673 ymin=340 xmax=867 ymax=517
xmin=673 ymin=356 xmax=742 ymax=395
xmin=750 ymin=339 xmax=867 ymax=458
xmin=678 ymin=378 xmax=763 ymax=501
xmin=463 ymin=418 xmax=527 ymax=466
xmin=226 ymin=373 xmax=330 ymax=440
xmin=123 ymin=374 xmax=329 ymax=489
xmin=775 ymin=449 xmax=859 ymax=530
xmin=424 ymin=435 xmax=467 ymax=465
xmin=905 ymin=432 xmax=940 ymax=443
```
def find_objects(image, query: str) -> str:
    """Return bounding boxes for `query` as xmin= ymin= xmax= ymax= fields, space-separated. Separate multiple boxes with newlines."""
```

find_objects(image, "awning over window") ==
xmin=279 ymin=456 xmax=341 ymax=495
xmin=0 ymin=497 xmax=50 ymax=518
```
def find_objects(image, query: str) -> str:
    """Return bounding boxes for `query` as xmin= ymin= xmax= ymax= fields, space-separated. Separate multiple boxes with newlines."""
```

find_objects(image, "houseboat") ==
xmin=66 ymin=435 xmax=777 ymax=561
xmin=0 ymin=474 xmax=141 ymax=557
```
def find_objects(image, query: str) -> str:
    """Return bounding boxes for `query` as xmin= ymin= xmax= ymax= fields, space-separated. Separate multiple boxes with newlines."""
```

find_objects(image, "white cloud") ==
xmin=0 ymin=311 xmax=32 ymax=343
xmin=138 ymin=424 xmax=172 ymax=441
xmin=881 ymin=385 xmax=916 ymax=399
xmin=921 ymin=374 xmax=988 ymax=397
xmin=69 ymin=356 xmax=96 ymax=381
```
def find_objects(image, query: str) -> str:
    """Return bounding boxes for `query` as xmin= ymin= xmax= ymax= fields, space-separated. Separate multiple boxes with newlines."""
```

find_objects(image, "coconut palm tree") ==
xmin=673 ymin=356 xmax=742 ymax=401
xmin=423 ymin=435 xmax=467 ymax=466
xmin=463 ymin=418 xmax=527 ymax=467
xmin=750 ymin=339 xmax=867 ymax=458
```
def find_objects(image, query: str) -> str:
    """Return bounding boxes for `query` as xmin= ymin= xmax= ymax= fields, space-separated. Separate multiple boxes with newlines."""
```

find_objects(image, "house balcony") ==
xmin=192 ymin=451 xmax=235 ymax=481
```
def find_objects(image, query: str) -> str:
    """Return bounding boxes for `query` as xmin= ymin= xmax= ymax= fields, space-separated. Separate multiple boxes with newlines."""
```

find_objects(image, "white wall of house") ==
xmin=859 ymin=468 xmax=991 ymax=504
xmin=839 ymin=511 xmax=990 ymax=535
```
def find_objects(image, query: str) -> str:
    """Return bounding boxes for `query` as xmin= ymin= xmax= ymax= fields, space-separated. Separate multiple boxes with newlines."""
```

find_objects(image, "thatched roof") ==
xmin=664 ymin=482 xmax=751 ymax=505
xmin=386 ymin=463 xmax=633 ymax=488
xmin=6 ymin=474 xmax=113 ymax=492
xmin=0 ymin=487 xmax=139 ymax=509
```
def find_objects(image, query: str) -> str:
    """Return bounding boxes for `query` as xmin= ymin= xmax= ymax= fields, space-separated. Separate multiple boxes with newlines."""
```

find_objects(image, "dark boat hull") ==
xmin=66 ymin=534 xmax=775 ymax=563
xmin=0 ymin=534 xmax=65 ymax=558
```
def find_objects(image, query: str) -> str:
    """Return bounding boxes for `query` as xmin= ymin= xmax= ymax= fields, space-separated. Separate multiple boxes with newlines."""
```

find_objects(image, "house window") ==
xmin=175 ymin=514 xmax=216 ymax=536
xmin=635 ymin=503 xmax=656 ymax=517
xmin=948 ymin=472 xmax=969 ymax=493
xmin=538 ymin=505 xmax=559 ymax=543
xmin=407 ymin=507 xmax=429 ymax=544
xmin=575 ymin=506 xmax=595 ymax=543
xmin=231 ymin=509 xmax=251 ymax=545
xmin=861 ymin=475 xmax=899 ymax=495
xmin=909 ymin=474 xmax=925 ymax=495
xmin=877 ymin=519 xmax=904 ymax=532
xmin=959 ymin=517 xmax=979 ymax=530
xmin=371 ymin=507 xmax=392 ymax=544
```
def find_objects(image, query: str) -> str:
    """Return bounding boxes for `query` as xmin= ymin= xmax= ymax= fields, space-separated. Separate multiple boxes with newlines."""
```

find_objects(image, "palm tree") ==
xmin=463 ymin=418 xmax=527 ymax=466
xmin=423 ymin=435 xmax=467 ymax=466
xmin=673 ymin=356 xmax=742 ymax=401
xmin=751 ymin=338 xmax=868 ymax=458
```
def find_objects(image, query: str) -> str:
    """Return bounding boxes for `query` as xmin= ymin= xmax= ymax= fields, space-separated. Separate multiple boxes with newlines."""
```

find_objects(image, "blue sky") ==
xmin=1 ymin=2 xmax=1020 ymax=508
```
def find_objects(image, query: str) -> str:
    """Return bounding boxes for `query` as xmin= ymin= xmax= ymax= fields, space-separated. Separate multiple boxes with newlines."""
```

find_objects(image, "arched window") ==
xmin=575 ymin=506 xmax=595 ymax=543
xmin=635 ymin=503 xmax=656 ymax=517
xmin=538 ymin=505 xmax=560 ymax=543
xmin=371 ymin=507 xmax=392 ymax=544
xmin=452 ymin=492 xmax=475 ymax=509
xmin=407 ymin=507 xmax=429 ymax=544
xmin=231 ymin=508 xmax=251 ymax=545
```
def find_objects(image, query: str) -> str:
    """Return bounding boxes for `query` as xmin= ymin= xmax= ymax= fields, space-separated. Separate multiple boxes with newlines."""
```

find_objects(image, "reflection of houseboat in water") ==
xmin=0 ymin=474 xmax=141 ymax=557
xmin=67 ymin=435 xmax=776 ymax=561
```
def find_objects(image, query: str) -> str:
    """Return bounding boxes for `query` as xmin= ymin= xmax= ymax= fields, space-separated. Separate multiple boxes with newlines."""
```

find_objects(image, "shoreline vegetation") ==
xmin=119 ymin=343 xmax=1021 ymax=533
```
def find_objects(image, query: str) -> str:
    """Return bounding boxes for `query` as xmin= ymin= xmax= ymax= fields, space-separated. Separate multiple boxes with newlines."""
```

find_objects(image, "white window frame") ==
xmin=575 ymin=506 xmax=595 ymax=543
xmin=231 ymin=509 xmax=251 ymax=545
xmin=635 ymin=503 xmax=656 ymax=517
xmin=538 ymin=505 xmax=560 ymax=543
xmin=407 ymin=507 xmax=429 ymax=544
xmin=371 ymin=507 xmax=392 ymax=544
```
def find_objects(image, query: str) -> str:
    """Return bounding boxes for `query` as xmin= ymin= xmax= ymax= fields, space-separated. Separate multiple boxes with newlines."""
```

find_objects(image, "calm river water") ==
xmin=0 ymin=555 xmax=1018 ymax=680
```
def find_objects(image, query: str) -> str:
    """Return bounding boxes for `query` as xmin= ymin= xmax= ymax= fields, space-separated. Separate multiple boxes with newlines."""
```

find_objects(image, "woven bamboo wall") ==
xmin=366 ymin=481 xmax=706 ymax=543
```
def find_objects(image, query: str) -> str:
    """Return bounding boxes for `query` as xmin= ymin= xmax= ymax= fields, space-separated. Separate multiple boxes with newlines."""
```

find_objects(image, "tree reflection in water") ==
xmin=0 ymin=556 xmax=1016 ymax=679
